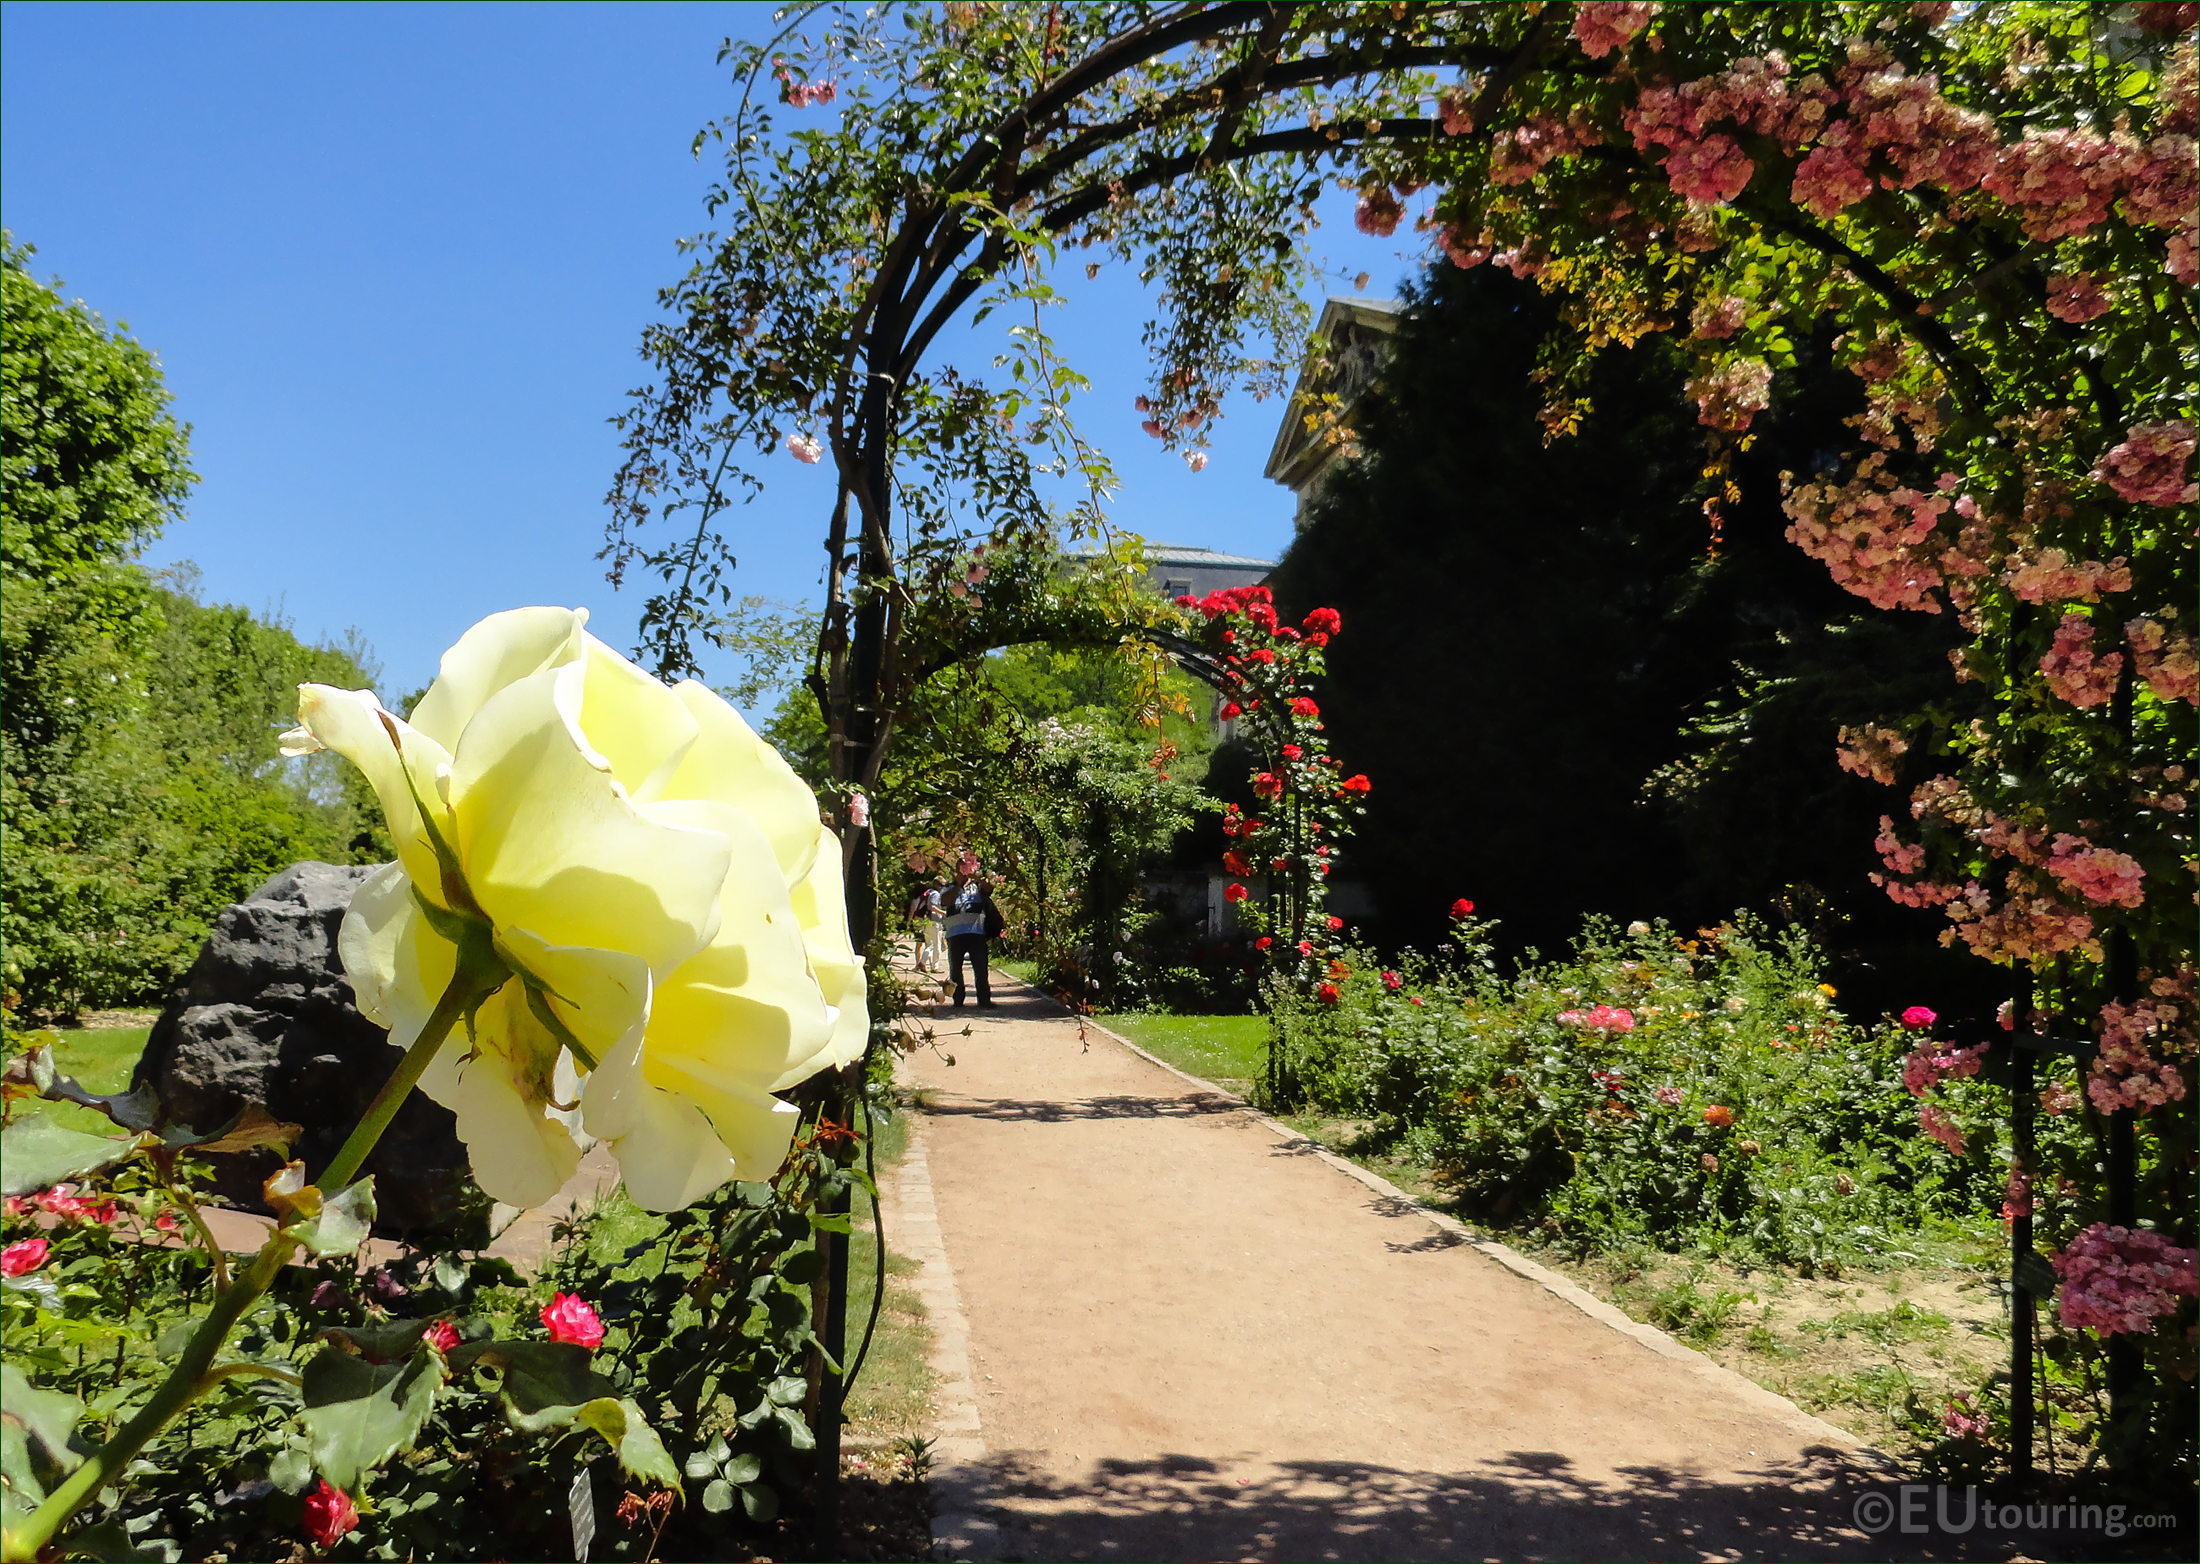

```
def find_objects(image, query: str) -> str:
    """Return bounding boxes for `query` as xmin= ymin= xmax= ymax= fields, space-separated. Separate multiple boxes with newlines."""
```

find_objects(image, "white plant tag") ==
xmin=569 ymin=1463 xmax=597 ymax=1563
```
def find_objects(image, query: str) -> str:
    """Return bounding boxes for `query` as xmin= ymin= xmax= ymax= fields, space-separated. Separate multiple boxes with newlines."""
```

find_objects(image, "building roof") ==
xmin=1138 ymin=542 xmax=1278 ymax=570
xmin=1262 ymin=296 xmax=1403 ymax=499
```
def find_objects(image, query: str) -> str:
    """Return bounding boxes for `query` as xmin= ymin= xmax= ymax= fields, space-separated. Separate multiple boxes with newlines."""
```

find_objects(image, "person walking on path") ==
xmin=910 ymin=878 xmax=946 ymax=973
xmin=939 ymin=852 xmax=1001 ymax=1008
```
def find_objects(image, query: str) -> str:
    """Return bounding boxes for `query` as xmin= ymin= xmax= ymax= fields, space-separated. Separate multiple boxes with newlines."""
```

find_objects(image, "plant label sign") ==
xmin=569 ymin=1462 xmax=597 ymax=1563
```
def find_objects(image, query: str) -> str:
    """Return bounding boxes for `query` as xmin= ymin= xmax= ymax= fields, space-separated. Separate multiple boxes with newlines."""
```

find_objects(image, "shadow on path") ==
xmin=917 ymin=1092 xmax=1244 ymax=1123
xmin=971 ymin=1446 xmax=2042 ymax=1562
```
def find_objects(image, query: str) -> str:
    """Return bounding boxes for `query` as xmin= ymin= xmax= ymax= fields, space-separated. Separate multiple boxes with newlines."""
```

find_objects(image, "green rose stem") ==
xmin=4 ymin=956 xmax=505 ymax=1564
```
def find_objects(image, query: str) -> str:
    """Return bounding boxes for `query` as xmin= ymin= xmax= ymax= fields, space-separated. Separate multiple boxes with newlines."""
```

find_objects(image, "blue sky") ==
xmin=3 ymin=0 xmax=1416 ymax=707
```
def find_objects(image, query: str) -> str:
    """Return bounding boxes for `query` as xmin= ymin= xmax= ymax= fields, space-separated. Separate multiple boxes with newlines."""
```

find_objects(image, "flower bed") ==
xmin=1268 ymin=912 xmax=2002 ymax=1272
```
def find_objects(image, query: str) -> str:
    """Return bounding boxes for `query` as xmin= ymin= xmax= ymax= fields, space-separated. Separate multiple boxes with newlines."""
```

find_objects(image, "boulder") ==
xmin=134 ymin=862 xmax=485 ymax=1239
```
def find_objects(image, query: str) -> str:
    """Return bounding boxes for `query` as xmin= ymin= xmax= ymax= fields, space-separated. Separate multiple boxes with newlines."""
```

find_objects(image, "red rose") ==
xmin=1317 ymin=983 xmax=1342 ymax=1004
xmin=1281 ymin=744 xmax=1302 ymax=760
xmin=425 ymin=1319 xmax=461 ymax=1355
xmin=1340 ymin=774 xmax=1371 ymax=794
xmin=1253 ymin=936 xmax=1272 ymax=950
xmin=1326 ymin=915 xmax=1343 ymax=930
xmin=1224 ymin=883 xmax=1249 ymax=903
xmin=1305 ymin=631 xmax=1329 ymax=647
xmin=1289 ymin=697 xmax=1320 ymax=718
xmin=542 ymin=1292 xmax=604 ymax=1349
xmin=1303 ymin=607 xmax=1342 ymax=637
xmin=1219 ymin=702 xmax=1242 ymax=720
xmin=1 ymin=1238 xmax=50 ymax=1277
xmin=1449 ymin=898 xmax=1475 ymax=919
xmin=1222 ymin=850 xmax=1252 ymax=876
xmin=1899 ymin=1005 xmax=1937 ymax=1029
xmin=303 ymin=1481 xmax=359 ymax=1549
xmin=1296 ymin=940 xmax=1314 ymax=956
xmin=1381 ymin=970 xmax=1402 ymax=990
xmin=1248 ymin=647 xmax=1277 ymax=665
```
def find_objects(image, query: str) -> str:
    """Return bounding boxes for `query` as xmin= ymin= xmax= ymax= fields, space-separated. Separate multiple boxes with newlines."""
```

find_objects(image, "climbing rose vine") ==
xmin=1181 ymin=585 xmax=1368 ymax=972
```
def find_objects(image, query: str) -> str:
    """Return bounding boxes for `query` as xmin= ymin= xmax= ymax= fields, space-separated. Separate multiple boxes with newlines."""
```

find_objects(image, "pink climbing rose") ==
xmin=2052 ymin=1224 xmax=2198 ymax=1337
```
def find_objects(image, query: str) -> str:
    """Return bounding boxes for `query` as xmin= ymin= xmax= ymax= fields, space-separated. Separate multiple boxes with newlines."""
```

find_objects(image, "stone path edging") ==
xmin=892 ymin=1112 xmax=1002 ymax=1561
xmin=1066 ymin=1002 xmax=1894 ymax=1471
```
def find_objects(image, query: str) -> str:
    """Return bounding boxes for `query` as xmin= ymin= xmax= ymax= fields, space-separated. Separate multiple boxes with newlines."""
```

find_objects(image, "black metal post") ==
xmin=813 ymin=1074 xmax=855 ymax=1559
xmin=2010 ymin=1021 xmax=2034 ymax=1487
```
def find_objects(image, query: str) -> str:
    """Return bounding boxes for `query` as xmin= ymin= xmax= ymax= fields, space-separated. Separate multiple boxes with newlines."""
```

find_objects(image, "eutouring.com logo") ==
xmin=1852 ymin=1484 xmax=2180 ymax=1540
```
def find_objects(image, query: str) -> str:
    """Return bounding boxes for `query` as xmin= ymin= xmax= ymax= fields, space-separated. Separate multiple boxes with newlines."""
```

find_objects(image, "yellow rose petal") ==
xmin=657 ymin=681 xmax=823 ymax=885
xmin=406 ymin=606 xmax=589 ymax=754
xmin=450 ymin=662 xmax=731 ymax=977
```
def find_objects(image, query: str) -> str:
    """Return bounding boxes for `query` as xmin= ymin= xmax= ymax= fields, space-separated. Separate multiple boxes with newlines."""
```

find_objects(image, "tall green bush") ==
xmin=2 ymin=237 xmax=387 ymax=1013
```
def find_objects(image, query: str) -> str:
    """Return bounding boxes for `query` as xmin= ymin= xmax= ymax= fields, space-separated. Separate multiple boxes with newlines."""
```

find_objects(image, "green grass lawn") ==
xmin=1092 ymin=1012 xmax=1269 ymax=1095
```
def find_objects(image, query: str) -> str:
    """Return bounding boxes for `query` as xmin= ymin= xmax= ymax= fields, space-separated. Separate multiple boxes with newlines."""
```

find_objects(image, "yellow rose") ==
xmin=282 ymin=608 xmax=865 ymax=1210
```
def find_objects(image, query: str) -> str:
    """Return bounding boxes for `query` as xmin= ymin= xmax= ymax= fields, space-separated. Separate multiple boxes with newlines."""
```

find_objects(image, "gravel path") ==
xmin=895 ymin=972 xmax=1943 ymax=1563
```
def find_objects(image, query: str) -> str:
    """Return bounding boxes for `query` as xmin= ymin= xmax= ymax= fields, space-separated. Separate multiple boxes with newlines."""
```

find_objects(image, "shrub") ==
xmin=1266 ymin=913 xmax=2004 ymax=1269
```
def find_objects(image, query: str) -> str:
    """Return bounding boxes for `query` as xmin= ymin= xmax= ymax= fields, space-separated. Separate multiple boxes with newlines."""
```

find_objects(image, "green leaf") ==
xmin=461 ymin=1347 xmax=677 ymax=1488
xmin=286 ymin=1177 xmax=376 ymax=1259
xmin=2 ymin=1044 xmax=162 ymax=1134
xmin=53 ymin=1518 xmax=181 ymax=1562
xmin=318 ymin=1318 xmax=435 ymax=1362
xmin=575 ymin=1398 xmax=680 ymax=1489
xmin=300 ymin=1344 xmax=441 ymax=1490
xmin=740 ymin=1481 xmax=779 ymax=1522
xmin=1 ymin=1364 xmax=87 ymax=1474
xmin=701 ymin=1478 xmax=736 ymax=1513
xmin=268 ymin=1444 xmax=314 ymax=1495
xmin=722 ymin=1451 xmax=762 ymax=1485
xmin=0 ymin=1116 xmax=139 ymax=1196
xmin=766 ymin=1375 xmax=807 ymax=1408
xmin=684 ymin=1450 xmax=718 ymax=1481
xmin=455 ymin=1341 xmax=619 ymax=1430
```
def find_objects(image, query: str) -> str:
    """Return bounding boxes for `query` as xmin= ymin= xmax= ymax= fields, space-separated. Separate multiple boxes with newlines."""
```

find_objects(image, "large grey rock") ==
xmin=134 ymin=862 xmax=484 ymax=1239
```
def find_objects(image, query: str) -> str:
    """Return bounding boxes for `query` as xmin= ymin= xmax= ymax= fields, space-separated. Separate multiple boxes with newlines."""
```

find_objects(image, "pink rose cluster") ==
xmin=1689 ymin=295 xmax=1747 ymax=340
xmin=2039 ymin=613 xmax=2124 ymax=709
xmin=1835 ymin=724 xmax=1909 ymax=785
xmin=1685 ymin=356 xmax=1772 ymax=432
xmin=1570 ymin=2 xmax=1656 ymax=60
xmin=1918 ymin=1102 xmax=1967 ymax=1155
xmin=1939 ymin=872 xmax=2101 ymax=964
xmin=1612 ymin=34 xmax=2195 ymax=278
xmin=2086 ymin=995 xmax=2191 ymax=1114
xmin=1557 ymin=1004 xmax=1637 ymax=1033
xmin=2052 ymin=1224 xmax=2198 ymax=1338
xmin=2125 ymin=617 xmax=2200 ymax=705
xmin=2003 ymin=548 xmax=2132 ymax=606
xmin=1355 ymin=185 xmax=1405 ymax=236
xmin=1942 ymin=1396 xmax=1991 ymax=1441
xmin=778 ymin=74 xmax=838 ymax=109
xmin=2043 ymin=271 xmax=2113 ymax=323
xmin=2093 ymin=419 xmax=2198 ymax=508
xmin=1490 ymin=116 xmax=1598 ymax=187
xmin=1783 ymin=454 xmax=1951 ymax=612
xmin=11 ymin=1184 xmax=119 ymax=1225
xmin=2044 ymin=834 xmax=2146 ymax=908
xmin=1652 ymin=1084 xmax=1685 ymax=1107
xmin=1902 ymin=1041 xmax=1982 ymax=1098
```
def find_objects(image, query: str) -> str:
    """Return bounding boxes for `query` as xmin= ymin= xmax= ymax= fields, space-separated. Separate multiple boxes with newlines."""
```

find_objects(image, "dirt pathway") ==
xmin=896 ymin=974 xmax=1943 ymax=1563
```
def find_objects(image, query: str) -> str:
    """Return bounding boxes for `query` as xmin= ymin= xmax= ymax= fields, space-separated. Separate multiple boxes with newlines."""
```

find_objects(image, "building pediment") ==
xmin=1262 ymin=296 xmax=1402 ymax=506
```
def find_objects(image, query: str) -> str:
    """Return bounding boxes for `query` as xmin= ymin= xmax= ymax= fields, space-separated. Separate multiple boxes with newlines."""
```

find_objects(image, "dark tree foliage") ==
xmin=1268 ymin=262 xmax=1989 ymax=1015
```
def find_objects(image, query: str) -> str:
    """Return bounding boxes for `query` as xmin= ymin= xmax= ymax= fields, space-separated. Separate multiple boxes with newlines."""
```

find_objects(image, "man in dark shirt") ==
xmin=939 ymin=853 xmax=998 ymax=1008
